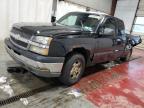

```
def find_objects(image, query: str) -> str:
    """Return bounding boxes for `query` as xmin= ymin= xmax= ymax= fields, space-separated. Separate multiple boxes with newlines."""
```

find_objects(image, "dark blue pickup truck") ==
xmin=5 ymin=12 xmax=142 ymax=85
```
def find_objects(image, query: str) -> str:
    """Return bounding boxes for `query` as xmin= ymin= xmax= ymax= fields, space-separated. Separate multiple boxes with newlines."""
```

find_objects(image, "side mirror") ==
xmin=98 ymin=27 xmax=104 ymax=35
xmin=51 ymin=16 xmax=56 ymax=22
xmin=99 ymin=27 xmax=115 ymax=36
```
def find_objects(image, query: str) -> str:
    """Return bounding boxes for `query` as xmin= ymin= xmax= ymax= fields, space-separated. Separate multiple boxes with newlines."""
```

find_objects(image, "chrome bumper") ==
xmin=5 ymin=46 xmax=64 ymax=77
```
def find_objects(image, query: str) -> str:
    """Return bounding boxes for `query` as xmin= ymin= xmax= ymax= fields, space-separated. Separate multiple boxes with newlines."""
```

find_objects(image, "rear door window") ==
xmin=117 ymin=19 xmax=125 ymax=36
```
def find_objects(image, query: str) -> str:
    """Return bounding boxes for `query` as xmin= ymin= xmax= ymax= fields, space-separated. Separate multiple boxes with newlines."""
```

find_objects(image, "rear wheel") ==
xmin=59 ymin=53 xmax=85 ymax=86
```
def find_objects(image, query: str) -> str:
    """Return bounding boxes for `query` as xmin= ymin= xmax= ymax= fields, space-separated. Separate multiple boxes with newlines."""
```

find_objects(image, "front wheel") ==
xmin=59 ymin=53 xmax=85 ymax=86
xmin=120 ymin=49 xmax=132 ymax=61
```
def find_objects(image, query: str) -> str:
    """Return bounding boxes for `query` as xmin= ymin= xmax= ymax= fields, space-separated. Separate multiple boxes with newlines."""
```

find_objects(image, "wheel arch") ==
xmin=65 ymin=47 xmax=91 ymax=65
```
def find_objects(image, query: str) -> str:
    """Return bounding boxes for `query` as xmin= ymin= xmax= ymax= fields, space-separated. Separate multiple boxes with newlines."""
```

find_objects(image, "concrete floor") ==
xmin=0 ymin=41 xmax=144 ymax=108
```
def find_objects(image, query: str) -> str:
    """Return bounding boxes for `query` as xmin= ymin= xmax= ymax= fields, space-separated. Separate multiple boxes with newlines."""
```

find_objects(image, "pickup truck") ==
xmin=5 ymin=12 xmax=142 ymax=85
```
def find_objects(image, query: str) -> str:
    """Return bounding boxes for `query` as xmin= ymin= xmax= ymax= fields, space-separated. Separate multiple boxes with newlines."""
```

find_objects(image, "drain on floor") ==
xmin=0 ymin=83 xmax=57 ymax=106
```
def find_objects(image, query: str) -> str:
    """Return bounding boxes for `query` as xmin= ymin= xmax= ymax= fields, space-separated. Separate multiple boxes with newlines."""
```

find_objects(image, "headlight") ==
xmin=29 ymin=45 xmax=49 ymax=56
xmin=32 ymin=36 xmax=52 ymax=45
xmin=29 ymin=36 xmax=52 ymax=55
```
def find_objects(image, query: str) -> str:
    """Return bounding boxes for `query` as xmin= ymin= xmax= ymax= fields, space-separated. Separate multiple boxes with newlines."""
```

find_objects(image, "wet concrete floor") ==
xmin=0 ymin=42 xmax=144 ymax=108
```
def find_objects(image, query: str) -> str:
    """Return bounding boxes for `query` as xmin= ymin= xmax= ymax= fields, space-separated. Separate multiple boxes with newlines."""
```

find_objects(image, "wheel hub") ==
xmin=70 ymin=60 xmax=82 ymax=79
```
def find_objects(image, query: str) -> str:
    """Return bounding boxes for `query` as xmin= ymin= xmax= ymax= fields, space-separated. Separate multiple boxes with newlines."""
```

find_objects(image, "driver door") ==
xmin=93 ymin=17 xmax=117 ymax=63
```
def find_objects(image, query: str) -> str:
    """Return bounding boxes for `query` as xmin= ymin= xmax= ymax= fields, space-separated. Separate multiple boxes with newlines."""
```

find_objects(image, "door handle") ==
xmin=114 ymin=50 xmax=119 ymax=52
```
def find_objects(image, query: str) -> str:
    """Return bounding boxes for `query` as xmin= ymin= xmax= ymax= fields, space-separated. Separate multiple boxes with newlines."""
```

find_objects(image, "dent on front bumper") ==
xmin=5 ymin=38 xmax=64 ymax=77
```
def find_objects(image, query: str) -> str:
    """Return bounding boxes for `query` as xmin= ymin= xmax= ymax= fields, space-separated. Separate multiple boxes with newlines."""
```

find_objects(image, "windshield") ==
xmin=57 ymin=12 xmax=102 ymax=32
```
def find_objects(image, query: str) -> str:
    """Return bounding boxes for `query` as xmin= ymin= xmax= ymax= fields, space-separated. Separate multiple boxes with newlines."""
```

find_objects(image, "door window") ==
xmin=117 ymin=19 xmax=125 ymax=36
xmin=102 ymin=18 xmax=116 ymax=37
xmin=99 ymin=18 xmax=116 ymax=37
xmin=116 ymin=19 xmax=126 ymax=40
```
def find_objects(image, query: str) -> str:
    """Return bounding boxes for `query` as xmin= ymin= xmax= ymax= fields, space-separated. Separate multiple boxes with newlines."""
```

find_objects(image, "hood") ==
xmin=13 ymin=22 xmax=83 ymax=37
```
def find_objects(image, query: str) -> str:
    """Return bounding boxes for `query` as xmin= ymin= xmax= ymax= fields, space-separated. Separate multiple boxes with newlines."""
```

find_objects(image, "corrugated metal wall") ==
xmin=0 ymin=0 xmax=53 ymax=40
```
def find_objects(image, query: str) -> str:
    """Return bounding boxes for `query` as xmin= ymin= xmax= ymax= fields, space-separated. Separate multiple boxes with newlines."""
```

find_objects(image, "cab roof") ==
xmin=70 ymin=11 xmax=109 ymax=16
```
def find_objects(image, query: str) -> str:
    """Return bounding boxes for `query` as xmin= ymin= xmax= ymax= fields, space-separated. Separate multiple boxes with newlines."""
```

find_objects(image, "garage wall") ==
xmin=136 ymin=0 xmax=144 ymax=17
xmin=56 ymin=1 xmax=86 ymax=19
xmin=66 ymin=0 xmax=112 ymax=14
xmin=0 ymin=0 xmax=112 ymax=41
xmin=0 ymin=0 xmax=8 ymax=41
xmin=132 ymin=0 xmax=144 ymax=35
xmin=132 ymin=0 xmax=144 ymax=49
xmin=114 ymin=0 xmax=139 ymax=33
xmin=0 ymin=0 xmax=53 ymax=40
xmin=55 ymin=0 xmax=112 ymax=20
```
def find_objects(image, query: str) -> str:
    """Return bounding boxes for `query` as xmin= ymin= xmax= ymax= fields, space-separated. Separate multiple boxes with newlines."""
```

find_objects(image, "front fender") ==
xmin=61 ymin=38 xmax=95 ymax=59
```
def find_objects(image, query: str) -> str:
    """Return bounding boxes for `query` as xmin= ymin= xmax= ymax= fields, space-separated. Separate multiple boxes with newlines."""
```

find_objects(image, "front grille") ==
xmin=11 ymin=27 xmax=32 ymax=39
xmin=10 ymin=27 xmax=32 ymax=49
xmin=10 ymin=36 xmax=28 ymax=48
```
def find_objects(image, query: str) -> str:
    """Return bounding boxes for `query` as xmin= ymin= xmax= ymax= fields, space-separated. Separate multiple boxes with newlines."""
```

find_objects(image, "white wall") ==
xmin=0 ymin=0 xmax=111 ymax=40
xmin=114 ymin=0 xmax=139 ymax=33
xmin=0 ymin=0 xmax=53 ymax=40
xmin=56 ymin=1 xmax=86 ymax=19
xmin=0 ymin=0 xmax=8 ymax=40
xmin=56 ymin=1 xmax=100 ymax=20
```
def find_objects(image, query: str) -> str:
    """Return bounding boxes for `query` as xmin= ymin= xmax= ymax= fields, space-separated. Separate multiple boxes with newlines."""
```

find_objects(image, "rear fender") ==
xmin=128 ymin=35 xmax=142 ymax=47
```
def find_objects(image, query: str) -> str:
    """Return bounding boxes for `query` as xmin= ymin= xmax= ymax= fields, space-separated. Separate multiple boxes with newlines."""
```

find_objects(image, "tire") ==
xmin=59 ymin=53 xmax=85 ymax=86
xmin=120 ymin=49 xmax=132 ymax=61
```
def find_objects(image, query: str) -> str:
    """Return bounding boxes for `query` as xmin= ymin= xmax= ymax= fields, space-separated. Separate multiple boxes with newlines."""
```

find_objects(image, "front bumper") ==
xmin=5 ymin=38 xmax=64 ymax=77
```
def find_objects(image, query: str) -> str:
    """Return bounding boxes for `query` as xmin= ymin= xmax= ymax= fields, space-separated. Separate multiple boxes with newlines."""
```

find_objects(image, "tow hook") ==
xmin=7 ymin=66 xmax=28 ymax=74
